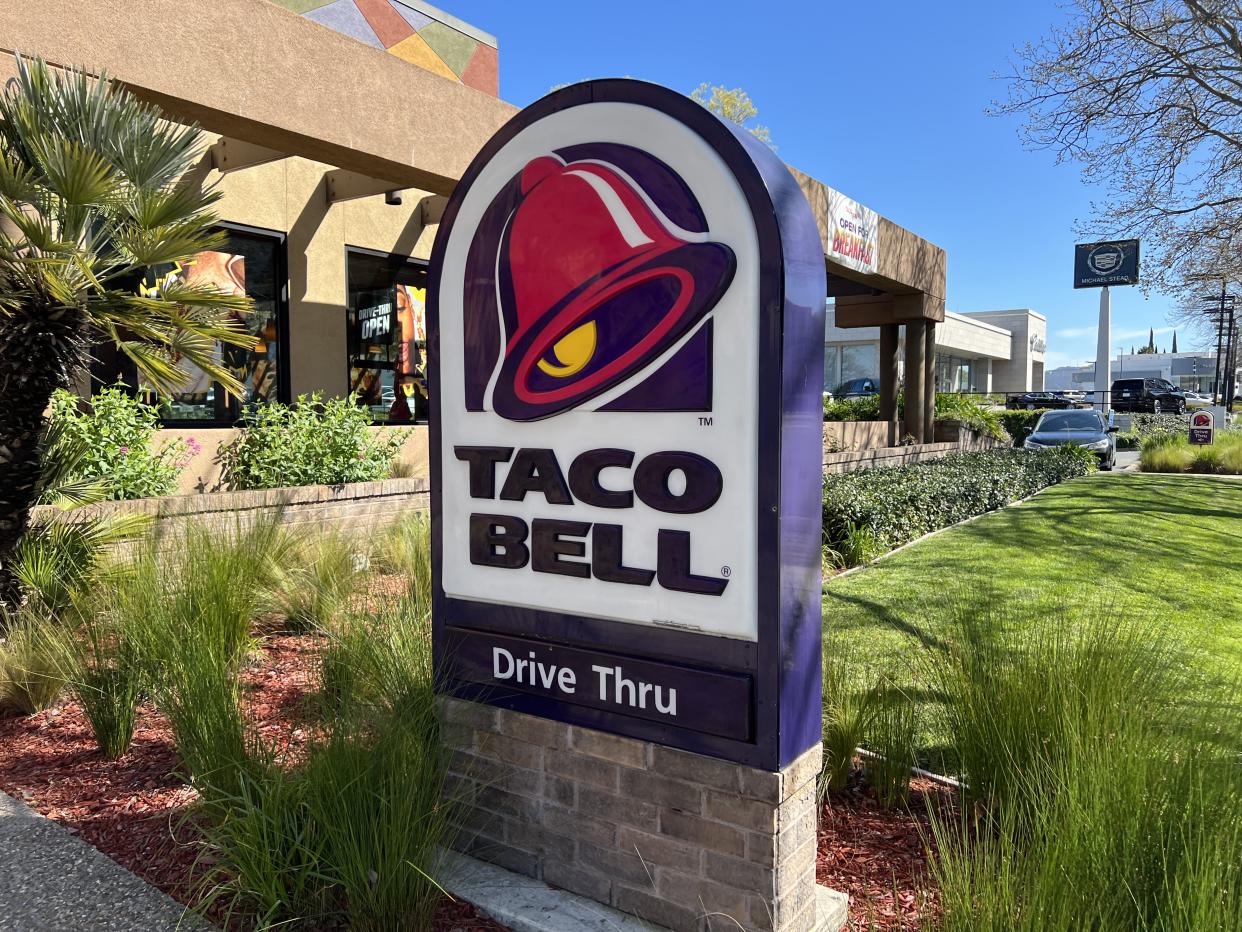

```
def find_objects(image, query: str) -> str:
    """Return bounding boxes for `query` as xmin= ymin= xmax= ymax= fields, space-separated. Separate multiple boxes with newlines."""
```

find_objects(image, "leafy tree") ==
xmin=0 ymin=57 xmax=252 ymax=610
xmin=691 ymin=84 xmax=775 ymax=149
xmin=996 ymin=0 xmax=1242 ymax=293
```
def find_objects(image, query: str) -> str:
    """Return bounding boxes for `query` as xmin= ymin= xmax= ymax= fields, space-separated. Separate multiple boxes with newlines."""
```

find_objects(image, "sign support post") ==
xmin=1095 ymin=286 xmax=1111 ymax=413
xmin=427 ymin=79 xmax=841 ymax=932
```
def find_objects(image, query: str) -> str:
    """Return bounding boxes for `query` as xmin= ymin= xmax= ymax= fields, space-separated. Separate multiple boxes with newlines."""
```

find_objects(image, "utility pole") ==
xmin=1214 ymin=282 xmax=1227 ymax=404
xmin=1227 ymin=308 xmax=1238 ymax=410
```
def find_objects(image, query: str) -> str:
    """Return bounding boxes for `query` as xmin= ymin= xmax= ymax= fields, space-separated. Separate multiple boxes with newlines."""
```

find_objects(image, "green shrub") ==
xmin=218 ymin=393 xmax=408 ymax=491
xmin=935 ymin=395 xmax=1009 ymax=443
xmin=824 ymin=394 xmax=881 ymax=422
xmin=48 ymin=387 xmax=196 ymax=500
xmin=997 ymin=409 xmax=1049 ymax=447
xmin=822 ymin=447 xmax=1090 ymax=556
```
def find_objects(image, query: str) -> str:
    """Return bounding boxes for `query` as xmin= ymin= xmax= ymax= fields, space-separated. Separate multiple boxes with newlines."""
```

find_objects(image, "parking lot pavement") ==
xmin=1115 ymin=450 xmax=1140 ymax=471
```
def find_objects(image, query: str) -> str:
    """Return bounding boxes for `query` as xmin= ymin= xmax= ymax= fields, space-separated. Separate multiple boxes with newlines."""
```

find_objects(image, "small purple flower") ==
xmin=119 ymin=446 xmax=129 ymax=455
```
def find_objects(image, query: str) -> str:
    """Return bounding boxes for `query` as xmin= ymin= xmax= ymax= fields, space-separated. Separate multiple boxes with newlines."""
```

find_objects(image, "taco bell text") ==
xmin=454 ymin=444 xmax=728 ymax=596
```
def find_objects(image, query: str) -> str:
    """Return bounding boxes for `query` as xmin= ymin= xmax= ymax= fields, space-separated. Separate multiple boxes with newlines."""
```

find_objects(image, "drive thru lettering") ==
xmin=454 ymin=445 xmax=728 ymax=596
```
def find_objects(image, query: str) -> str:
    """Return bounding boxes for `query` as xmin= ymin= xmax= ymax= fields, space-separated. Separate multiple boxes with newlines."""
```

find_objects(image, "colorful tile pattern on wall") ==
xmin=270 ymin=0 xmax=498 ymax=95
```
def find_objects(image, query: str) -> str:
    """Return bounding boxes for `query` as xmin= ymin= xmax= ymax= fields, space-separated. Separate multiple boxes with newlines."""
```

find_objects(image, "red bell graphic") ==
xmin=489 ymin=153 xmax=736 ymax=421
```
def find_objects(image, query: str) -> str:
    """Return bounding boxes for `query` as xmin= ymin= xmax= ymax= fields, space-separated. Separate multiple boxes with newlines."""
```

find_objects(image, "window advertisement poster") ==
xmin=427 ymin=79 xmax=827 ymax=769
xmin=825 ymin=185 xmax=878 ymax=275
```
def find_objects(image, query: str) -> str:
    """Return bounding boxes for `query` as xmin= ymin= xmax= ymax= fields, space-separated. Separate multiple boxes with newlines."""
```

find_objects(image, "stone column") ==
xmin=440 ymin=698 xmax=843 ymax=932
xmin=879 ymin=324 xmax=900 ymax=447
xmin=903 ymin=320 xmax=926 ymax=443
xmin=923 ymin=322 xmax=936 ymax=443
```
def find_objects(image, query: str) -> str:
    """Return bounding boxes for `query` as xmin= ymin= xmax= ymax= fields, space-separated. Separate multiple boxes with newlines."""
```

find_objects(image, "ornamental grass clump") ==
xmin=198 ymin=596 xmax=454 ymax=931
xmin=0 ymin=611 xmax=68 ymax=714
xmin=115 ymin=518 xmax=289 ymax=798
xmin=924 ymin=607 xmax=1242 ymax=931
xmin=269 ymin=529 xmax=366 ymax=632
xmin=63 ymin=599 xmax=144 ymax=759
xmin=820 ymin=644 xmax=881 ymax=795
xmin=374 ymin=512 xmax=433 ymax=605
xmin=863 ymin=683 xmax=920 ymax=810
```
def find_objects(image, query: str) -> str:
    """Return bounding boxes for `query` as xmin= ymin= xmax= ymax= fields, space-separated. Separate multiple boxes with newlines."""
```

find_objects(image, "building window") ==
xmin=839 ymin=344 xmax=878 ymax=388
xmin=346 ymin=248 xmax=429 ymax=423
xmin=92 ymin=224 xmax=287 ymax=424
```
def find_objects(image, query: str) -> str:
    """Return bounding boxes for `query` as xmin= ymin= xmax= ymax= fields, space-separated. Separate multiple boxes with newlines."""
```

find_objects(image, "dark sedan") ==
xmin=1006 ymin=391 xmax=1077 ymax=410
xmin=1022 ymin=409 xmax=1117 ymax=469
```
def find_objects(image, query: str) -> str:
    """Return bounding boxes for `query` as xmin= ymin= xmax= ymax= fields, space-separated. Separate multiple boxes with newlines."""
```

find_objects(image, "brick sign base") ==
xmin=440 ymin=697 xmax=841 ymax=931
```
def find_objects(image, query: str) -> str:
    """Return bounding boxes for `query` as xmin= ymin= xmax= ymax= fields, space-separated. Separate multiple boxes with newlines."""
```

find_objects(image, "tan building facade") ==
xmin=3 ymin=0 xmax=947 ymax=457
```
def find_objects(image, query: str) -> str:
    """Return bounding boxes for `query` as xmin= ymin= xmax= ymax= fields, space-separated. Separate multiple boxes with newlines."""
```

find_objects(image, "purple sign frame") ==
xmin=427 ymin=79 xmax=826 ymax=770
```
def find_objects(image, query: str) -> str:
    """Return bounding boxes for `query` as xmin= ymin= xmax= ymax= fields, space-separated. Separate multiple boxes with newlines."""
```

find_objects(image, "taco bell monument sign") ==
xmin=428 ymin=79 xmax=838 ymax=931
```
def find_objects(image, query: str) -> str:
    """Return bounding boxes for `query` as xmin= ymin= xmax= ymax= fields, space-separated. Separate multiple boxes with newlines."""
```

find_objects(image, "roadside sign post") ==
xmin=428 ymin=79 xmax=839 ymax=931
xmin=1189 ymin=411 xmax=1215 ymax=445
xmin=1075 ymin=239 xmax=1140 ymax=413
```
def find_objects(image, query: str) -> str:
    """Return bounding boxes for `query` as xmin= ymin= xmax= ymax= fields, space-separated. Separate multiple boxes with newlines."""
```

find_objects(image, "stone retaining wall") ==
xmin=32 ymin=477 xmax=430 ymax=539
xmin=822 ymin=428 xmax=1007 ymax=474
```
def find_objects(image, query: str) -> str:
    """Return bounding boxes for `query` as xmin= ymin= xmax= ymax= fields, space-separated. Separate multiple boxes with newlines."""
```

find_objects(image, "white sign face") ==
xmin=436 ymin=103 xmax=760 ymax=641
xmin=825 ymin=186 xmax=878 ymax=275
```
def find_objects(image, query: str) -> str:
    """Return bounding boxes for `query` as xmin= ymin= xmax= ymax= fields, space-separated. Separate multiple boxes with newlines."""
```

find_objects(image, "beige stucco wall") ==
xmin=201 ymin=140 xmax=444 ymax=399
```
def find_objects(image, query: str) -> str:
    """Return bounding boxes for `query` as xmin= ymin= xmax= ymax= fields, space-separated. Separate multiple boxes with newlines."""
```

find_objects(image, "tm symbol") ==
xmin=698 ymin=416 xmax=713 ymax=426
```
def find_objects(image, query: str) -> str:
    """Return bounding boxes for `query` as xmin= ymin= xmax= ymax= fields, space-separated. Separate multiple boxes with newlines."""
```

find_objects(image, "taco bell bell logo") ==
xmin=464 ymin=145 xmax=735 ymax=420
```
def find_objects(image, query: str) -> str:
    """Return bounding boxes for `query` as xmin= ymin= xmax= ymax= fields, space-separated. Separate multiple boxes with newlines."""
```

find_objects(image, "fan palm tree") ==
xmin=0 ymin=56 xmax=253 ymax=609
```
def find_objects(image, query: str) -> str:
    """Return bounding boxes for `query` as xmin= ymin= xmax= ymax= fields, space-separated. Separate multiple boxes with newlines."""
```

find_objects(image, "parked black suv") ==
xmin=1110 ymin=378 xmax=1186 ymax=414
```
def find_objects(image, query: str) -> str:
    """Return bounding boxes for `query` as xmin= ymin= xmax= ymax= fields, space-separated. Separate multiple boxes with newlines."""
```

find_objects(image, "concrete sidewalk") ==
xmin=0 ymin=791 xmax=209 ymax=931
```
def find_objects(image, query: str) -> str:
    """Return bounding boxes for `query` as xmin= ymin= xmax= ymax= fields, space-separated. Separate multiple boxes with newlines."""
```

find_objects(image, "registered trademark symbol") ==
xmin=721 ymin=566 xmax=732 ymax=577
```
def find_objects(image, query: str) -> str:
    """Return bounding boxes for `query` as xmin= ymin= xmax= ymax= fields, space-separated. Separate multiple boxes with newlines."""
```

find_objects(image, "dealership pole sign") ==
xmin=1074 ymin=239 xmax=1140 ymax=288
xmin=427 ymin=79 xmax=827 ymax=770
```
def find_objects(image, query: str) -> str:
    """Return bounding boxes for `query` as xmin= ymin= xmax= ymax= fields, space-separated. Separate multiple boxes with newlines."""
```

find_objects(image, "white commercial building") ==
xmin=1046 ymin=351 xmax=1239 ymax=396
xmin=824 ymin=306 xmax=1048 ymax=394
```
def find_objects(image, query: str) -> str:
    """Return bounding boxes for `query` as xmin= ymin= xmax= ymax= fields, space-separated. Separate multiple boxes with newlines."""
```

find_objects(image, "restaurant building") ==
xmin=8 ymin=0 xmax=949 ymax=478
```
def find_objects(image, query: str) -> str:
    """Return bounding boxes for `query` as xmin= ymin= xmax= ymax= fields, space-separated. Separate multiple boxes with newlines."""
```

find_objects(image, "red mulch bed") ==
xmin=819 ymin=776 xmax=950 ymax=930
xmin=1 ymin=630 xmax=945 ymax=931
xmin=0 ymin=634 xmax=504 ymax=932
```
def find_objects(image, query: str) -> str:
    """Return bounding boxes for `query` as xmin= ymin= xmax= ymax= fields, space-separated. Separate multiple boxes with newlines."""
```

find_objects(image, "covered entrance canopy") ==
xmin=791 ymin=170 xmax=947 ymax=445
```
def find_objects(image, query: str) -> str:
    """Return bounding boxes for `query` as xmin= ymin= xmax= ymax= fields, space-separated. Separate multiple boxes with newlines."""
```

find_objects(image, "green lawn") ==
xmin=823 ymin=473 xmax=1242 ymax=767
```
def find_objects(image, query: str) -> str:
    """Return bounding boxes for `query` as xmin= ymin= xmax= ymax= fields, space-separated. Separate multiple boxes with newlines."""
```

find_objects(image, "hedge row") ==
xmin=822 ymin=446 xmax=1093 ymax=554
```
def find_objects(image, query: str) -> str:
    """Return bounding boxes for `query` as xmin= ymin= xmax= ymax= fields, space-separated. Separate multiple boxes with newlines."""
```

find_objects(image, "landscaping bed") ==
xmin=0 ymin=634 xmax=504 ymax=932
xmin=2 ymin=628 xmax=941 ymax=932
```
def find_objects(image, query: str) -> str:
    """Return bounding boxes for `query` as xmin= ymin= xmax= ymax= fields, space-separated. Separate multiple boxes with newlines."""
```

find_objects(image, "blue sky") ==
xmin=445 ymin=0 xmax=1189 ymax=370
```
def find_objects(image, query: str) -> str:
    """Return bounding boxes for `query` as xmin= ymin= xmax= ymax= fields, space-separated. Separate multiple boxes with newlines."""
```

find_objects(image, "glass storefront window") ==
xmin=935 ymin=354 xmax=978 ymax=393
xmin=94 ymin=225 xmax=286 ymax=424
xmin=347 ymin=249 xmax=429 ymax=423
xmin=840 ymin=344 xmax=879 ymax=386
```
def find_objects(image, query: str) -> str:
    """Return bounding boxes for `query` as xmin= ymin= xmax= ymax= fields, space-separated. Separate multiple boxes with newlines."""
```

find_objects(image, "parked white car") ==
xmin=1184 ymin=391 xmax=1214 ymax=409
